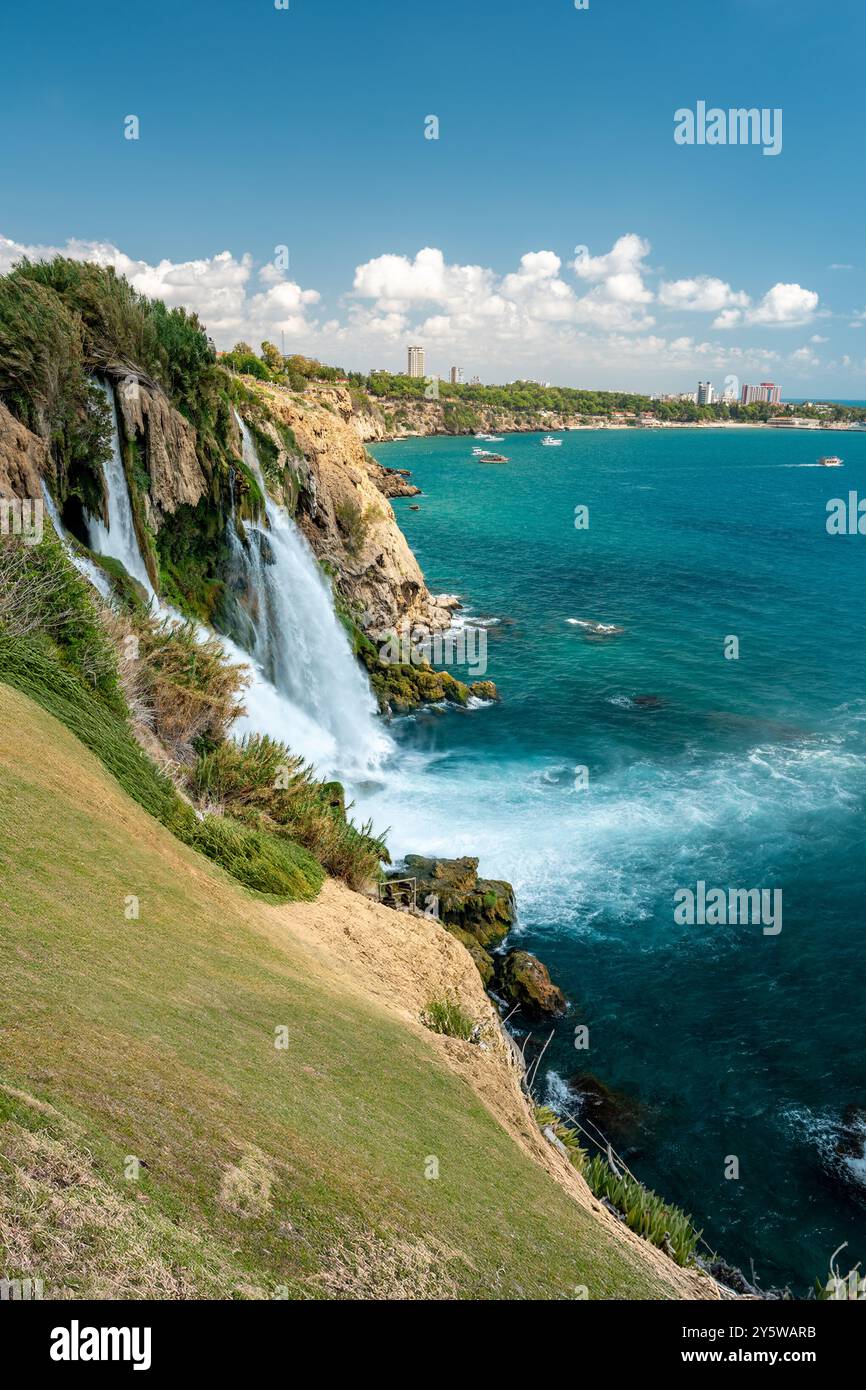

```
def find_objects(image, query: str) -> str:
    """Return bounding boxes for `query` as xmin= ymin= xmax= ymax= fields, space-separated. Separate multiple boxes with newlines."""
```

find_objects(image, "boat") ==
xmin=818 ymin=456 xmax=844 ymax=467
xmin=541 ymin=435 xmax=562 ymax=447
xmin=476 ymin=451 xmax=508 ymax=463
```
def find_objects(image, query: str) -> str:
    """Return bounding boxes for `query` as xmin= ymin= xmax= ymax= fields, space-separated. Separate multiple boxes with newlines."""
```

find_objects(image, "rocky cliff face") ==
xmin=245 ymin=381 xmax=454 ymax=638
xmin=107 ymin=368 xmax=208 ymax=525
xmin=0 ymin=402 xmax=48 ymax=500
xmin=301 ymin=384 xmax=586 ymax=443
xmin=0 ymin=370 xmax=453 ymax=643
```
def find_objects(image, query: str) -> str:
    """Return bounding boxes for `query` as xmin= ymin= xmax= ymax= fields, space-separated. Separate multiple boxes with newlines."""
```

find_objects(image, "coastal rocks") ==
xmin=370 ymin=463 xmax=422 ymax=499
xmin=566 ymin=1073 xmax=646 ymax=1141
xmin=468 ymin=680 xmax=499 ymax=702
xmin=0 ymin=401 xmax=47 ymax=499
xmin=495 ymin=949 xmax=567 ymax=1020
xmin=392 ymin=855 xmax=515 ymax=951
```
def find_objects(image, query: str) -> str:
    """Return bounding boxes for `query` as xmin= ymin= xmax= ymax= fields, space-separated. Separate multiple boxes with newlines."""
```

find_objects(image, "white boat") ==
xmin=541 ymin=435 xmax=562 ymax=447
xmin=818 ymin=455 xmax=844 ymax=467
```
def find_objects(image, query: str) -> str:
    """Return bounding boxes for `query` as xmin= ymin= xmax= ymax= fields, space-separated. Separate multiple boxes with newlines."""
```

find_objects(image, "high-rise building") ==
xmin=449 ymin=366 xmax=463 ymax=384
xmin=407 ymin=345 xmax=426 ymax=378
xmin=741 ymin=381 xmax=781 ymax=405
xmin=697 ymin=381 xmax=715 ymax=405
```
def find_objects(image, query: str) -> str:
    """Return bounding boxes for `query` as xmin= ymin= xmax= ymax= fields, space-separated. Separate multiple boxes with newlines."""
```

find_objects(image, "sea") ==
xmin=356 ymin=424 xmax=866 ymax=1292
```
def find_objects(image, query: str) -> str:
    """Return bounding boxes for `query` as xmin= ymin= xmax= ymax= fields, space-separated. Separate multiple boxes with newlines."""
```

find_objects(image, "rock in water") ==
xmin=496 ymin=949 xmax=567 ymax=1019
xmin=396 ymin=855 xmax=515 ymax=948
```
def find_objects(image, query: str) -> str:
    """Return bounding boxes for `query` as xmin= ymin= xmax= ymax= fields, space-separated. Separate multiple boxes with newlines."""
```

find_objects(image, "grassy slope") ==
xmin=0 ymin=684 xmax=680 ymax=1300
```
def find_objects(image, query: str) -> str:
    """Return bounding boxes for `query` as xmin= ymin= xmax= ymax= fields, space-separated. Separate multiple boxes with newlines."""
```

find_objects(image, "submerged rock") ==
xmin=496 ymin=949 xmax=566 ymax=1019
xmin=566 ymin=1073 xmax=646 ymax=1140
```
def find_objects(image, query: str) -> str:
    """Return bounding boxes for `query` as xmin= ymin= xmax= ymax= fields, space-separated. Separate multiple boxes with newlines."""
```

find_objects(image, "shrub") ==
xmin=421 ymin=999 xmax=476 ymax=1041
xmin=0 ymin=532 xmax=122 ymax=710
xmin=134 ymin=619 xmax=249 ymax=757
xmin=190 ymin=813 xmax=323 ymax=900
xmin=191 ymin=734 xmax=387 ymax=890
xmin=335 ymin=500 xmax=376 ymax=557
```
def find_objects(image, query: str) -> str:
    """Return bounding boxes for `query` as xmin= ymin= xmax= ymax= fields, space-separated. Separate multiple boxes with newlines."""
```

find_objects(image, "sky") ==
xmin=1 ymin=0 xmax=865 ymax=395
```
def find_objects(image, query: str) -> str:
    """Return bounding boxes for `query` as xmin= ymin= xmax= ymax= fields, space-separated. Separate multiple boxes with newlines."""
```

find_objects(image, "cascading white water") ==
xmin=40 ymin=482 xmax=114 ymax=601
xmin=87 ymin=380 xmax=155 ymax=598
xmin=67 ymin=384 xmax=391 ymax=783
xmin=231 ymin=416 xmax=391 ymax=778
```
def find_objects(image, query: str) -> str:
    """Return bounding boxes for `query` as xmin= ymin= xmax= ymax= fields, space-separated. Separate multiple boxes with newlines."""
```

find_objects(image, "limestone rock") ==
xmin=108 ymin=370 xmax=207 ymax=520
xmin=0 ymin=402 xmax=48 ymax=499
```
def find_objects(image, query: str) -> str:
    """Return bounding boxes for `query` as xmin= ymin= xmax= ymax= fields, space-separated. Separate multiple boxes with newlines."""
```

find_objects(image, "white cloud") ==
xmin=659 ymin=276 xmax=750 ymax=313
xmin=0 ymin=230 xmax=836 ymax=388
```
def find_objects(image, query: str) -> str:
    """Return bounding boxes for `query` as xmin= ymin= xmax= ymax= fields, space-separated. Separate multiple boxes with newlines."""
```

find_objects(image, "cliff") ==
xmin=0 ymin=400 xmax=48 ymax=500
xmin=300 ymin=383 xmax=591 ymax=443
xmin=239 ymin=379 xmax=454 ymax=637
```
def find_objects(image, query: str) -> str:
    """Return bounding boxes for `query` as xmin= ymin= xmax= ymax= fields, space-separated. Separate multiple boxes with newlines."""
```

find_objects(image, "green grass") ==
xmin=422 ymin=999 xmax=477 ymax=1041
xmin=190 ymin=813 xmax=323 ymax=901
xmin=0 ymin=683 xmax=685 ymax=1300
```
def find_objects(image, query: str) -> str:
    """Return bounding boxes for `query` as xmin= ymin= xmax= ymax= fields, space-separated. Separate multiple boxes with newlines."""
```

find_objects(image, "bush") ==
xmin=134 ymin=619 xmax=249 ymax=757
xmin=0 ymin=533 xmax=122 ymax=710
xmin=192 ymin=734 xmax=387 ymax=890
xmin=190 ymin=813 xmax=323 ymax=900
xmin=421 ymin=999 xmax=476 ymax=1041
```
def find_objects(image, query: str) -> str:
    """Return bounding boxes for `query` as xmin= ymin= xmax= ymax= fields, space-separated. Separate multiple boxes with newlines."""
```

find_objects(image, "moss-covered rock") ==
xmin=391 ymin=855 xmax=515 ymax=949
xmin=468 ymin=680 xmax=499 ymax=702
xmin=496 ymin=949 xmax=566 ymax=1019
xmin=449 ymin=928 xmax=495 ymax=987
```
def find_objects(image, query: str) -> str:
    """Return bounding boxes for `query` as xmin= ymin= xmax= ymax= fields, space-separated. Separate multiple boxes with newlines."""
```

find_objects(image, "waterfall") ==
xmin=64 ymin=384 xmax=390 ymax=783
xmin=87 ymin=380 xmax=155 ymax=598
xmin=41 ymin=482 xmax=114 ymax=601
xmin=230 ymin=416 xmax=391 ymax=778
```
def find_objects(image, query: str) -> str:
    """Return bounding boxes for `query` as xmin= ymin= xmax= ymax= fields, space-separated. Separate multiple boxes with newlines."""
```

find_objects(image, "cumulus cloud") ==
xmin=716 ymin=282 xmax=819 ymax=329
xmin=659 ymin=276 xmax=750 ymax=313
xmin=0 ymin=229 xmax=832 ymax=386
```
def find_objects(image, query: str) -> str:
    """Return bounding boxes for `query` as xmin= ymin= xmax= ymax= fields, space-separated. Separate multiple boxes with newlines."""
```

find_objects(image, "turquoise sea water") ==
xmin=361 ymin=426 xmax=866 ymax=1292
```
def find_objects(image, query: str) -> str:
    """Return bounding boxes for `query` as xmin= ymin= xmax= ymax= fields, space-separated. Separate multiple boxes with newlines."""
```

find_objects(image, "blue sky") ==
xmin=2 ymin=0 xmax=865 ymax=393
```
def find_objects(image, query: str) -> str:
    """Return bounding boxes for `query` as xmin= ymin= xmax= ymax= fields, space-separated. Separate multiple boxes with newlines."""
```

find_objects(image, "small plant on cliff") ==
xmin=581 ymin=1154 xmax=701 ymax=1267
xmin=134 ymin=618 xmax=249 ymax=758
xmin=534 ymin=1106 xmax=588 ymax=1170
xmin=421 ymin=999 xmax=477 ymax=1041
xmin=335 ymin=499 xmax=378 ymax=557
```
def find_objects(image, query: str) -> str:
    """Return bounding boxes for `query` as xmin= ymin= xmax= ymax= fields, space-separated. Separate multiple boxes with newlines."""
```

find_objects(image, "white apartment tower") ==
xmin=407 ymin=345 xmax=426 ymax=378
